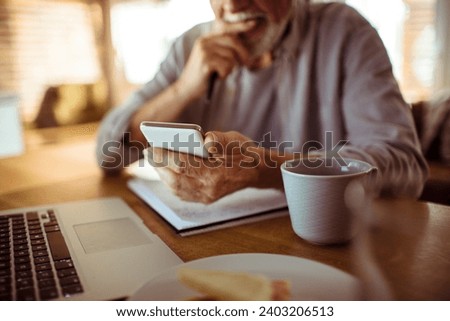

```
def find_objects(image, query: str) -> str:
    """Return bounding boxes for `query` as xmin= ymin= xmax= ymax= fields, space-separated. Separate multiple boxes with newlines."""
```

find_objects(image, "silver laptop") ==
xmin=0 ymin=197 xmax=182 ymax=300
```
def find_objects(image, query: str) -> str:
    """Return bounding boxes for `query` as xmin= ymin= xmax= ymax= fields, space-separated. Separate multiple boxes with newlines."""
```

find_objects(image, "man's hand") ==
xmin=149 ymin=131 xmax=269 ymax=204
xmin=175 ymin=20 xmax=255 ymax=101
xmin=128 ymin=20 xmax=257 ymax=148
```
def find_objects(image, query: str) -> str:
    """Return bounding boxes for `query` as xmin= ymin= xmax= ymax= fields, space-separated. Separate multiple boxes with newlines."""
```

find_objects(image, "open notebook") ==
xmin=126 ymin=160 xmax=288 ymax=236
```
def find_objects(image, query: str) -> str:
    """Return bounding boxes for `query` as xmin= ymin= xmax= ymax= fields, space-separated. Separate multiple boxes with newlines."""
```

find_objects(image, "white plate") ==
xmin=130 ymin=253 xmax=361 ymax=300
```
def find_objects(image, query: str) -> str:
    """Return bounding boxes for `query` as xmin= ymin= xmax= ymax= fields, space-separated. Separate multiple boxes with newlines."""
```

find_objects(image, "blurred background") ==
xmin=0 ymin=0 xmax=449 ymax=128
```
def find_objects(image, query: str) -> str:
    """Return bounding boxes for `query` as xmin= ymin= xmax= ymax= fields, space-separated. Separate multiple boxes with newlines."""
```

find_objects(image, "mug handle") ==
xmin=364 ymin=166 xmax=379 ymax=195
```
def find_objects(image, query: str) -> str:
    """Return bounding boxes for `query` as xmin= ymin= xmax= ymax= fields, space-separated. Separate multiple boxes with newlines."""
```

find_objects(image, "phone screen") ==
xmin=140 ymin=121 xmax=210 ymax=158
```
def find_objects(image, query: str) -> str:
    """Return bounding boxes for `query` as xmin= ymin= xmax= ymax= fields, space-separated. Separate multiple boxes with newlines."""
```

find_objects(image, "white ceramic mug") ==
xmin=281 ymin=157 xmax=377 ymax=245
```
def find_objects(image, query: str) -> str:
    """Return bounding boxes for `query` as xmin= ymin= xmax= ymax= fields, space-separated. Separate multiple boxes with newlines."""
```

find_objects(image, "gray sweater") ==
xmin=96 ymin=2 xmax=428 ymax=197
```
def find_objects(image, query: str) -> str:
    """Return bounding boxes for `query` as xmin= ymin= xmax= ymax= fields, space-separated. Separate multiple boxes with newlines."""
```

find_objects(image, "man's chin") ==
xmin=247 ymin=17 xmax=291 ymax=61
xmin=243 ymin=32 xmax=280 ymax=61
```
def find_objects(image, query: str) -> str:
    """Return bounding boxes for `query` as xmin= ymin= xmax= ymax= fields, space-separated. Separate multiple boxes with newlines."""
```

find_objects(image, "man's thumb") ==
xmin=204 ymin=131 xmax=253 ymax=155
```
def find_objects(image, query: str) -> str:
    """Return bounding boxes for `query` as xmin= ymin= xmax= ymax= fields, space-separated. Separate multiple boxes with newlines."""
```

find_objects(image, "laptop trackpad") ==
xmin=74 ymin=218 xmax=153 ymax=254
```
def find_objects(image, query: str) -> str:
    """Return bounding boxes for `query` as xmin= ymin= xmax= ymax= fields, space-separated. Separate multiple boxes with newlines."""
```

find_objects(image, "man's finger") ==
xmin=146 ymin=147 xmax=169 ymax=166
xmin=154 ymin=167 xmax=178 ymax=191
xmin=156 ymin=167 xmax=213 ymax=204
xmin=213 ymin=19 xmax=256 ymax=35
xmin=163 ymin=151 xmax=221 ymax=177
xmin=204 ymin=131 xmax=254 ymax=155
xmin=148 ymin=147 xmax=187 ymax=170
xmin=206 ymin=35 xmax=250 ymax=65
xmin=208 ymin=56 xmax=237 ymax=79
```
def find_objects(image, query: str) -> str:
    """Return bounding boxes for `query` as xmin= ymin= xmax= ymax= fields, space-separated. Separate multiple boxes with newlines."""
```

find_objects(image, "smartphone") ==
xmin=140 ymin=121 xmax=210 ymax=158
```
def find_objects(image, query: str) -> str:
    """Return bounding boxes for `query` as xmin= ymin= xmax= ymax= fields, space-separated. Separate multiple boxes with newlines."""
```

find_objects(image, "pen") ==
xmin=206 ymin=72 xmax=218 ymax=103
xmin=202 ymin=72 xmax=217 ymax=127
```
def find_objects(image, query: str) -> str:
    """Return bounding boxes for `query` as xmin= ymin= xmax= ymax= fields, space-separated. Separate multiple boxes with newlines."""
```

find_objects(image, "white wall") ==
xmin=435 ymin=0 xmax=450 ymax=91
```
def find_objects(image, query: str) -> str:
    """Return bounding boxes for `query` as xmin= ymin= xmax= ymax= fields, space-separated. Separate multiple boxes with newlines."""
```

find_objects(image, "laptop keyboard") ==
xmin=0 ymin=209 xmax=84 ymax=300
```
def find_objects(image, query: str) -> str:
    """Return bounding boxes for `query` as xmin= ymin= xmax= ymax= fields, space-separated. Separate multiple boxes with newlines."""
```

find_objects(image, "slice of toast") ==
xmin=177 ymin=268 xmax=290 ymax=301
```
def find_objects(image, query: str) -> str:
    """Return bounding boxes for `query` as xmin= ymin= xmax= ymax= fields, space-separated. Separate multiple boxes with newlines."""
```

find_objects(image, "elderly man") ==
xmin=96 ymin=0 xmax=428 ymax=203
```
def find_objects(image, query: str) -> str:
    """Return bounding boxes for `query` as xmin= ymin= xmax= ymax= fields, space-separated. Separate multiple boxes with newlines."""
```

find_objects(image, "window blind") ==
xmin=0 ymin=0 xmax=102 ymax=124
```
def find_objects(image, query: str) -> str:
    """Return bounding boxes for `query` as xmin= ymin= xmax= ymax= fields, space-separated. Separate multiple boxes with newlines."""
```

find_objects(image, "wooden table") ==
xmin=1 ymin=123 xmax=449 ymax=300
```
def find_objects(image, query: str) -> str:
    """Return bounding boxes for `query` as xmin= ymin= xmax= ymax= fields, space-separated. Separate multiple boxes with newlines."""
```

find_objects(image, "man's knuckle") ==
xmin=173 ymin=160 xmax=187 ymax=174
xmin=198 ymin=37 xmax=208 ymax=47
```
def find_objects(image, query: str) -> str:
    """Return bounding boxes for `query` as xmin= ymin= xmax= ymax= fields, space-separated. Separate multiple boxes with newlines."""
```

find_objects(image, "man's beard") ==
xmin=245 ymin=18 xmax=290 ymax=59
xmin=223 ymin=11 xmax=292 ymax=60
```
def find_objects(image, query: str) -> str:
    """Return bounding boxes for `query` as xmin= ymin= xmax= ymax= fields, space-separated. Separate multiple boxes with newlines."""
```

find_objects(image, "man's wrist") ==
xmin=253 ymin=148 xmax=294 ymax=190
xmin=173 ymin=76 xmax=204 ymax=104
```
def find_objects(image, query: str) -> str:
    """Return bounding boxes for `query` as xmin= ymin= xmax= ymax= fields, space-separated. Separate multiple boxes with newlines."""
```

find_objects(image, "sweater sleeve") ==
xmin=336 ymin=7 xmax=428 ymax=197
